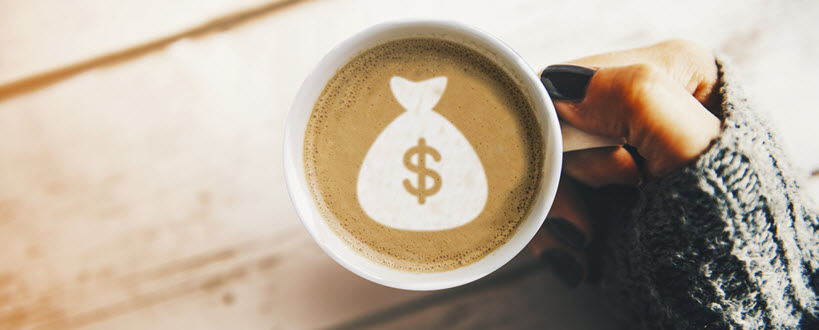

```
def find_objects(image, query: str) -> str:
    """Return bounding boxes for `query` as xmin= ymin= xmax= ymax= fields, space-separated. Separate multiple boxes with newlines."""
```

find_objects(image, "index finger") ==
xmin=567 ymin=39 xmax=719 ymax=111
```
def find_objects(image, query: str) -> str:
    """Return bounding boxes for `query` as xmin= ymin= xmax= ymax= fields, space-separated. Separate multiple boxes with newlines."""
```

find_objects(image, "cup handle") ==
xmin=560 ymin=120 xmax=625 ymax=152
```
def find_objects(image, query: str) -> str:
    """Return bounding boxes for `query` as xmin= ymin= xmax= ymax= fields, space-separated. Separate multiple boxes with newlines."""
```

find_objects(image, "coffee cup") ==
xmin=283 ymin=20 xmax=618 ymax=290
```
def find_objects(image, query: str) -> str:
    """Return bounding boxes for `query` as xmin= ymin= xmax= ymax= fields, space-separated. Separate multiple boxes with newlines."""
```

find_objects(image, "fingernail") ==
xmin=540 ymin=65 xmax=596 ymax=101
xmin=539 ymin=249 xmax=583 ymax=288
xmin=544 ymin=217 xmax=586 ymax=250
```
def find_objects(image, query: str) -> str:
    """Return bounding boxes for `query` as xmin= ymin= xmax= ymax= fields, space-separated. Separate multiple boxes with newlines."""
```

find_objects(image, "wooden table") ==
xmin=2 ymin=0 xmax=817 ymax=328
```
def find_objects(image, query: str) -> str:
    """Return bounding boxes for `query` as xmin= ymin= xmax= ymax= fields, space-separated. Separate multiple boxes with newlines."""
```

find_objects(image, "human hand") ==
xmin=529 ymin=40 xmax=722 ymax=286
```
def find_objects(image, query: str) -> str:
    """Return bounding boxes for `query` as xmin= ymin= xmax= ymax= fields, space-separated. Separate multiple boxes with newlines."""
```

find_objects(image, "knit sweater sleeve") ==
xmin=601 ymin=57 xmax=819 ymax=329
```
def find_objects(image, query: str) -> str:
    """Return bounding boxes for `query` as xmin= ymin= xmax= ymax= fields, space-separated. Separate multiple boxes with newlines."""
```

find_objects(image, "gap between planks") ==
xmin=1 ymin=229 xmax=300 ymax=329
xmin=0 ymin=0 xmax=307 ymax=101
xmin=330 ymin=259 xmax=544 ymax=330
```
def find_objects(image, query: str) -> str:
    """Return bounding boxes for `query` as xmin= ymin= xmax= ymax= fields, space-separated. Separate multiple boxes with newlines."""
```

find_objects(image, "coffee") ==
xmin=303 ymin=38 xmax=544 ymax=272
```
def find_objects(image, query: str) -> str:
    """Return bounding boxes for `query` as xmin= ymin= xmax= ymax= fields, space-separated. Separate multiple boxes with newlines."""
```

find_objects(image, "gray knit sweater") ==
xmin=600 ymin=58 xmax=819 ymax=329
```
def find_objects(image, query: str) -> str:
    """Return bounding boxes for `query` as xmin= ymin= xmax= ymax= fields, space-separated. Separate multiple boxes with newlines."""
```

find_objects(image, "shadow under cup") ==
xmin=283 ymin=20 xmax=563 ymax=290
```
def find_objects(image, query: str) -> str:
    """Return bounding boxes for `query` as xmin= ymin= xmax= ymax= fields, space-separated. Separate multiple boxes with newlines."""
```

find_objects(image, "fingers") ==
xmin=528 ymin=177 xmax=591 ymax=288
xmin=568 ymin=39 xmax=719 ymax=111
xmin=563 ymin=146 xmax=642 ymax=187
xmin=554 ymin=64 xmax=721 ymax=178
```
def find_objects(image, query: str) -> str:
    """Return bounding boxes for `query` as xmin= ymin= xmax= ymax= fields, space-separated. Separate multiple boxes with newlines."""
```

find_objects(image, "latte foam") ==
xmin=304 ymin=38 xmax=544 ymax=272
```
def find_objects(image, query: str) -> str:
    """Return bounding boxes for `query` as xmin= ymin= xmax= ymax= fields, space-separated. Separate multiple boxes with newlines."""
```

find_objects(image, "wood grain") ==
xmin=333 ymin=256 xmax=616 ymax=330
xmin=0 ymin=0 xmax=291 ymax=86
xmin=0 ymin=0 xmax=305 ymax=101
xmin=0 ymin=7 xmax=428 ymax=326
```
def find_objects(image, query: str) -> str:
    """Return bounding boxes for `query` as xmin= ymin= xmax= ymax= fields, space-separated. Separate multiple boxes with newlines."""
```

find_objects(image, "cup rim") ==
xmin=283 ymin=19 xmax=563 ymax=290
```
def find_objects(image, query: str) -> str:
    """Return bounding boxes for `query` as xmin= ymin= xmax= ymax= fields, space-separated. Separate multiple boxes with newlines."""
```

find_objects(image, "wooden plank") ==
xmin=333 ymin=256 xmax=617 ymax=330
xmin=0 ymin=4 xmax=430 ymax=327
xmin=0 ymin=0 xmax=291 ymax=86
xmin=1 ymin=0 xmax=818 ymax=329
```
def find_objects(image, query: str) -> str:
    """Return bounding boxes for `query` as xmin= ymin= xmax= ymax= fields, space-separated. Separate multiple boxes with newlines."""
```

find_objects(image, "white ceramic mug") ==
xmin=283 ymin=20 xmax=617 ymax=290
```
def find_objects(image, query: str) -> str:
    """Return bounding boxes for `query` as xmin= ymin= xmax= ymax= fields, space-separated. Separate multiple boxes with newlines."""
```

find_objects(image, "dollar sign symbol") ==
xmin=403 ymin=138 xmax=442 ymax=205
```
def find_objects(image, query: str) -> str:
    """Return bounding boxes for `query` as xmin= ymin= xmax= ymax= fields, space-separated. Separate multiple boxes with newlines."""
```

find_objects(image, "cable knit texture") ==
xmin=600 ymin=57 xmax=819 ymax=329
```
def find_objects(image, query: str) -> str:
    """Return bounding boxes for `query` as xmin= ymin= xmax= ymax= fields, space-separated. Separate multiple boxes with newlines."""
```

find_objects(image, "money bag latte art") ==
xmin=303 ymin=38 xmax=544 ymax=272
xmin=357 ymin=76 xmax=489 ymax=231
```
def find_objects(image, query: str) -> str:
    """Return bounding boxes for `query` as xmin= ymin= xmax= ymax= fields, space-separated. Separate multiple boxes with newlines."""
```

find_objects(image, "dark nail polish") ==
xmin=539 ymin=249 xmax=583 ymax=288
xmin=544 ymin=217 xmax=586 ymax=250
xmin=540 ymin=64 xmax=596 ymax=101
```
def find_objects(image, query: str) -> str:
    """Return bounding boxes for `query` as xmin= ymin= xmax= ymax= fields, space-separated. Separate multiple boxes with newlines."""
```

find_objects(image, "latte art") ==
xmin=356 ymin=76 xmax=489 ymax=231
xmin=304 ymin=38 xmax=544 ymax=272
